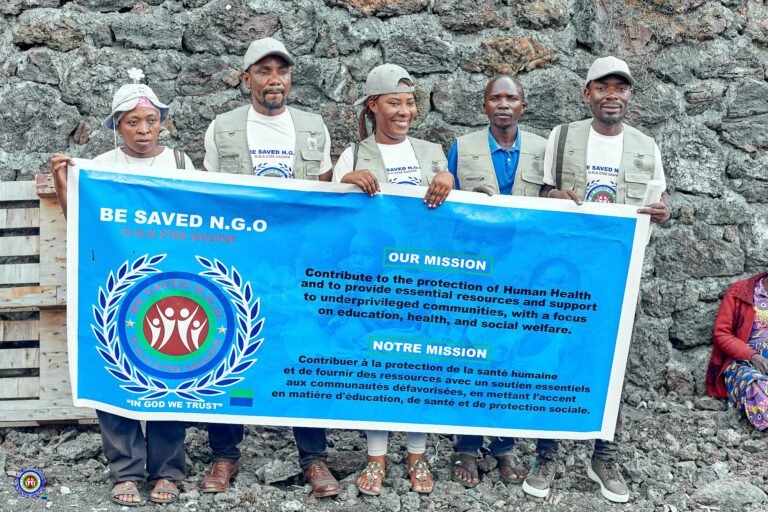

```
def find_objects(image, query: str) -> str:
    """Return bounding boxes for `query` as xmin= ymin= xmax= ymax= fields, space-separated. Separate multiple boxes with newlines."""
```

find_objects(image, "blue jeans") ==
xmin=455 ymin=435 xmax=516 ymax=457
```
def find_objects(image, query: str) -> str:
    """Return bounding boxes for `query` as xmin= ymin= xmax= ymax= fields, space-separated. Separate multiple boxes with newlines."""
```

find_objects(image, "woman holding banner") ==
xmin=707 ymin=272 xmax=768 ymax=430
xmin=333 ymin=63 xmax=453 ymax=495
xmin=50 ymin=82 xmax=192 ymax=506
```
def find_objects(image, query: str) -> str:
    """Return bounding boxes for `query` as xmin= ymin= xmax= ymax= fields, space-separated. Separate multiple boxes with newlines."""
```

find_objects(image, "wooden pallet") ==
xmin=0 ymin=178 xmax=95 ymax=426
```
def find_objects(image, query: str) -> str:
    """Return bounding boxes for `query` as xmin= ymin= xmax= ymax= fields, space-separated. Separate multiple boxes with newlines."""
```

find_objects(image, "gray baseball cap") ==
xmin=103 ymin=83 xmax=169 ymax=129
xmin=585 ymin=56 xmax=635 ymax=87
xmin=243 ymin=37 xmax=295 ymax=71
xmin=354 ymin=63 xmax=415 ymax=106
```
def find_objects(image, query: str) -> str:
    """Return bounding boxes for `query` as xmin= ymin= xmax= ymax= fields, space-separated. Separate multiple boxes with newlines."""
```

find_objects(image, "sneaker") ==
xmin=522 ymin=457 xmax=557 ymax=498
xmin=587 ymin=458 xmax=629 ymax=503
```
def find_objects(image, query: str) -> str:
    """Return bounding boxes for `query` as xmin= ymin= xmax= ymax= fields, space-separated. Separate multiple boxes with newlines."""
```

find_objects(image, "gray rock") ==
xmin=692 ymin=479 xmax=768 ymax=508
xmin=110 ymin=11 xmax=185 ymax=50
xmin=56 ymin=433 xmax=102 ymax=461
xmin=431 ymin=72 xmax=487 ymax=127
xmin=382 ymin=17 xmax=458 ymax=74
xmin=434 ymin=0 xmax=500 ymax=32
xmin=13 ymin=9 xmax=86 ymax=52
xmin=513 ymin=0 xmax=570 ymax=30
xmin=183 ymin=0 xmax=279 ymax=55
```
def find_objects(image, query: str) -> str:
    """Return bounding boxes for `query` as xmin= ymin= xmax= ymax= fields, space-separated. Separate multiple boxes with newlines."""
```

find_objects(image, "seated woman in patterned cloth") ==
xmin=707 ymin=272 xmax=768 ymax=428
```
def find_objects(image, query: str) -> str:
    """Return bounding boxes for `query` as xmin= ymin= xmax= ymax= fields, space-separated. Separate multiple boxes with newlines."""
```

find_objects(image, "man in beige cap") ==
xmin=200 ymin=37 xmax=339 ymax=499
xmin=522 ymin=56 xmax=670 ymax=503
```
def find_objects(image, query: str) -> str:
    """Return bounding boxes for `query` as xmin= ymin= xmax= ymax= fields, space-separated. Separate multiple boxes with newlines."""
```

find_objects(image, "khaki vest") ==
xmin=212 ymin=105 xmax=327 ymax=180
xmin=455 ymin=128 xmax=546 ymax=197
xmin=353 ymin=135 xmax=447 ymax=185
xmin=556 ymin=118 xmax=656 ymax=205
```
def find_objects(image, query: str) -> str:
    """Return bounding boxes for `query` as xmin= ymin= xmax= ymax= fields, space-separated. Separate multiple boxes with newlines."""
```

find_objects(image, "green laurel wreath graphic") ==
xmin=91 ymin=254 xmax=264 ymax=401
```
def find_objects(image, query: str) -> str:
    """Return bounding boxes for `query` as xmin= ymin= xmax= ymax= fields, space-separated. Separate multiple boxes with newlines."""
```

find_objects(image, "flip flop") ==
xmin=111 ymin=481 xmax=142 ymax=507
xmin=150 ymin=478 xmax=179 ymax=504
xmin=451 ymin=453 xmax=480 ymax=488
xmin=496 ymin=454 xmax=528 ymax=484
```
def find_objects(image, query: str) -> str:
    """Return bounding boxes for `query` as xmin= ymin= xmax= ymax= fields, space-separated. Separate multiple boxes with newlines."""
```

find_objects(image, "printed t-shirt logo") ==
xmin=253 ymin=161 xmax=293 ymax=178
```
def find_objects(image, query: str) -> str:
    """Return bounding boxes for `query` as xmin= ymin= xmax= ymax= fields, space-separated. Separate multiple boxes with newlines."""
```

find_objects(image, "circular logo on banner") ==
xmin=92 ymin=255 xmax=264 ymax=401
xmin=118 ymin=272 xmax=235 ymax=380
xmin=15 ymin=468 xmax=47 ymax=499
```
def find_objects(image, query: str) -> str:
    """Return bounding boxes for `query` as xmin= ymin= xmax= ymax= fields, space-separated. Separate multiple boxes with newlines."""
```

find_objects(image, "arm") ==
xmin=202 ymin=121 xmax=220 ymax=172
xmin=50 ymin=153 xmax=74 ymax=218
xmin=539 ymin=127 xmax=581 ymax=204
xmin=713 ymin=286 xmax=758 ymax=362
xmin=446 ymin=141 xmax=460 ymax=191
xmin=334 ymin=145 xmax=380 ymax=197
xmin=318 ymin=124 xmax=333 ymax=182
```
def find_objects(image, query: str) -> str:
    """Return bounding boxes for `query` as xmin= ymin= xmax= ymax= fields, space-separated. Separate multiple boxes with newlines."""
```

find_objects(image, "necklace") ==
xmin=122 ymin=147 xmax=158 ymax=166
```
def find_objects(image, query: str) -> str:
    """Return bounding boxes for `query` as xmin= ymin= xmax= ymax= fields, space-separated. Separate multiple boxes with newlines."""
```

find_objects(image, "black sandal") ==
xmin=451 ymin=453 xmax=480 ymax=488
xmin=496 ymin=454 xmax=528 ymax=484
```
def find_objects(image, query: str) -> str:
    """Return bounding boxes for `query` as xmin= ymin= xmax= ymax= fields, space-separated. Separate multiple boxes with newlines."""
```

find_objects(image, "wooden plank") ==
xmin=0 ymin=402 xmax=96 ymax=426
xmin=40 ymin=309 xmax=66 ymax=352
xmin=0 ymin=263 xmax=39 ymax=285
xmin=0 ymin=285 xmax=59 ymax=309
xmin=0 ymin=181 xmax=37 ymax=202
xmin=35 ymin=173 xmax=57 ymax=198
xmin=0 ymin=348 xmax=40 ymax=369
xmin=39 ymin=351 xmax=72 ymax=401
xmin=0 ymin=236 xmax=39 ymax=257
xmin=0 ymin=319 xmax=39 ymax=342
xmin=0 ymin=376 xmax=39 ymax=399
xmin=39 ymin=196 xmax=66 ymax=287
xmin=0 ymin=208 xmax=40 ymax=230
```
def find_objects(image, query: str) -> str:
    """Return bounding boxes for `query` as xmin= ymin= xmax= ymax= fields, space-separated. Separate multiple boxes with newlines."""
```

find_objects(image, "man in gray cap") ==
xmin=200 ymin=37 xmax=338 ymax=498
xmin=522 ymin=56 xmax=670 ymax=503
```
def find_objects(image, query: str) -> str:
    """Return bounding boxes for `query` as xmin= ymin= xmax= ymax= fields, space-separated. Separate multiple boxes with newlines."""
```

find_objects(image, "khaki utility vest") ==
xmin=455 ymin=128 xmax=546 ymax=196
xmin=212 ymin=105 xmax=327 ymax=179
xmin=555 ymin=119 xmax=655 ymax=205
xmin=353 ymin=135 xmax=447 ymax=185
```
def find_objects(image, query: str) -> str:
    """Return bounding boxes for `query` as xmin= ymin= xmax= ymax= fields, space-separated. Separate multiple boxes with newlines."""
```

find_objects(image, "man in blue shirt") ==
xmin=447 ymin=75 xmax=546 ymax=198
xmin=447 ymin=75 xmax=547 ymax=487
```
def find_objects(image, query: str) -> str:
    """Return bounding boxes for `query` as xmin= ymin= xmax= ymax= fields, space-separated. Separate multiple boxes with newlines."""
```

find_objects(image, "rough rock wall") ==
xmin=2 ymin=0 xmax=767 ymax=400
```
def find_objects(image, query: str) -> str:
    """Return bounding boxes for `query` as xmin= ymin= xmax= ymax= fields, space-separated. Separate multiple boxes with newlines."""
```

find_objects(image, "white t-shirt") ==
xmin=542 ymin=125 xmax=665 ymax=203
xmin=333 ymin=139 xmax=422 ymax=185
xmin=94 ymin=147 xmax=194 ymax=170
xmin=203 ymin=107 xmax=332 ymax=177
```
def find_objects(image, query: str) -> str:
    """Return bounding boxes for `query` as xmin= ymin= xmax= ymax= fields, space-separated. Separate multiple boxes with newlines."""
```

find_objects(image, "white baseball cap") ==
xmin=103 ymin=83 xmax=169 ymax=129
xmin=243 ymin=37 xmax=295 ymax=71
xmin=354 ymin=63 xmax=415 ymax=106
xmin=585 ymin=56 xmax=635 ymax=88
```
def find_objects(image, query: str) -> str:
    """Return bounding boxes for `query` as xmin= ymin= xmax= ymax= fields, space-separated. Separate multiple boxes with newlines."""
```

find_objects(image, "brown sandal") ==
xmin=111 ymin=481 xmax=142 ymax=507
xmin=150 ymin=478 xmax=179 ymax=504
xmin=356 ymin=458 xmax=385 ymax=496
xmin=406 ymin=453 xmax=434 ymax=494
xmin=451 ymin=453 xmax=480 ymax=488
xmin=497 ymin=454 xmax=528 ymax=484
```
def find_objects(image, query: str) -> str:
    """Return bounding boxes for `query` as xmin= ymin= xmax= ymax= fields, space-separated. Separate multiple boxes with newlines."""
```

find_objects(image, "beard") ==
xmin=257 ymin=88 xmax=287 ymax=111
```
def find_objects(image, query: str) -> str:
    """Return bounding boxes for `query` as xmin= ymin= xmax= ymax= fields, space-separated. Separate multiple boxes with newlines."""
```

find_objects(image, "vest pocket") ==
xmin=520 ymin=168 xmax=544 ymax=185
xmin=624 ymin=170 xmax=651 ymax=201
xmin=300 ymin=148 xmax=324 ymax=178
xmin=219 ymin=153 xmax=240 ymax=174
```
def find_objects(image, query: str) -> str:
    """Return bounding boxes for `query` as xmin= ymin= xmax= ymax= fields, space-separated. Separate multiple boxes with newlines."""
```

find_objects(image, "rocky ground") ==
xmin=2 ymin=391 xmax=768 ymax=512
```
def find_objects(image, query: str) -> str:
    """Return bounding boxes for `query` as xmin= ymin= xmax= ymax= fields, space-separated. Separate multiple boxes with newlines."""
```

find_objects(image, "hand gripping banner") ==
xmin=68 ymin=159 xmax=650 ymax=440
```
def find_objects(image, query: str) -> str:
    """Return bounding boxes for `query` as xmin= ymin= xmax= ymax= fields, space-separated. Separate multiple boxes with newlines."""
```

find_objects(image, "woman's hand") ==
xmin=424 ymin=171 xmax=453 ymax=209
xmin=548 ymin=188 xmax=582 ymax=205
xmin=51 ymin=153 xmax=74 ymax=176
xmin=751 ymin=353 xmax=768 ymax=374
xmin=341 ymin=170 xmax=380 ymax=197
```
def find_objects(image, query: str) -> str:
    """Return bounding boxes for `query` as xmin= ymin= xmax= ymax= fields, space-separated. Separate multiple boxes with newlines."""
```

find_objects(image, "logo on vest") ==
xmin=254 ymin=161 xmax=293 ymax=179
xmin=92 ymin=254 xmax=264 ymax=401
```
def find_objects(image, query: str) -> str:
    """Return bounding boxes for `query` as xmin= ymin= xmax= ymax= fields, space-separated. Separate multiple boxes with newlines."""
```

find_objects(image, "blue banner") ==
xmin=68 ymin=160 xmax=649 ymax=440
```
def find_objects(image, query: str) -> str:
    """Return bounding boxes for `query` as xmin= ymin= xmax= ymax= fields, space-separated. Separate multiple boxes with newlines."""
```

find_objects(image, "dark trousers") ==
xmin=455 ymin=435 xmax=516 ymax=457
xmin=536 ymin=400 xmax=623 ymax=461
xmin=207 ymin=424 xmax=328 ymax=469
xmin=97 ymin=410 xmax=186 ymax=483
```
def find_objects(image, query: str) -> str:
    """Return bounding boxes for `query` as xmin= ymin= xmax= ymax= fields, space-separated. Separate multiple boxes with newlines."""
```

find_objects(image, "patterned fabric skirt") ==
xmin=724 ymin=339 xmax=768 ymax=430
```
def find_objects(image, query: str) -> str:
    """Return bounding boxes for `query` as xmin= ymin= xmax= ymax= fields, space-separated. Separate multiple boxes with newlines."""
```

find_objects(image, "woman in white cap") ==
xmin=334 ymin=64 xmax=453 ymax=496
xmin=50 ymin=82 xmax=191 ymax=506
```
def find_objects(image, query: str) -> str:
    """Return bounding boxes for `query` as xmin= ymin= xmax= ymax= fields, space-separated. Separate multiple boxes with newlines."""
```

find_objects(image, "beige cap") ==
xmin=585 ymin=56 xmax=635 ymax=87
xmin=243 ymin=37 xmax=295 ymax=71
xmin=104 ymin=83 xmax=169 ymax=129
xmin=354 ymin=63 xmax=415 ymax=106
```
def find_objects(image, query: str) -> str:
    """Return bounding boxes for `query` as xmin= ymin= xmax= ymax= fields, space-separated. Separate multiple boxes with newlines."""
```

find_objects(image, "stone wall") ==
xmin=2 ymin=0 xmax=767 ymax=400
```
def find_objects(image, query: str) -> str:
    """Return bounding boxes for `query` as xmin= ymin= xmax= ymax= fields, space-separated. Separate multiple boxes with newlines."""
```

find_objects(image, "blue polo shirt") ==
xmin=447 ymin=128 xmax=521 ymax=194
